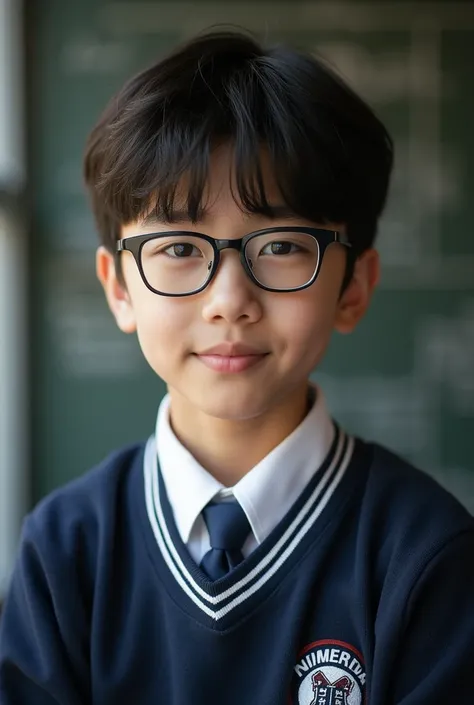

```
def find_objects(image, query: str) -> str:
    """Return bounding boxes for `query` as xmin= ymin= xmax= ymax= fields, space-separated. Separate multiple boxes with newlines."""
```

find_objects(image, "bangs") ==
xmin=85 ymin=32 xmax=393 ymax=253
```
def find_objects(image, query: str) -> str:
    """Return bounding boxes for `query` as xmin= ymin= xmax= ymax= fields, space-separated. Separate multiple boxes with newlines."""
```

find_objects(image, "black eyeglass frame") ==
xmin=116 ymin=226 xmax=352 ymax=297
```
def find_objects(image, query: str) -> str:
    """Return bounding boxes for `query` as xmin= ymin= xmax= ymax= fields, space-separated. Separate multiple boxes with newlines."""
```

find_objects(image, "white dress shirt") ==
xmin=155 ymin=383 xmax=335 ymax=566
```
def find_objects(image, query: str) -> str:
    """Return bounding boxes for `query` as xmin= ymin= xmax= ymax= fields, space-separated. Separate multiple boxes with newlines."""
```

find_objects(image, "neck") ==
xmin=167 ymin=384 xmax=311 ymax=486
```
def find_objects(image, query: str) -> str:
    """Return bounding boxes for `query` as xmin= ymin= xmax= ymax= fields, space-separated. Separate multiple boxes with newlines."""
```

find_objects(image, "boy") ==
xmin=1 ymin=29 xmax=473 ymax=705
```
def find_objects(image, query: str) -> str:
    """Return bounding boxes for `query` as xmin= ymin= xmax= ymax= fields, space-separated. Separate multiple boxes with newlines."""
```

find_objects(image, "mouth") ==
xmin=193 ymin=341 xmax=270 ymax=374
xmin=194 ymin=352 xmax=269 ymax=374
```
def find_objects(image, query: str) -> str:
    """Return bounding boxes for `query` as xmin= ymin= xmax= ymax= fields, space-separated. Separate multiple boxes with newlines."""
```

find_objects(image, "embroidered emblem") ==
xmin=291 ymin=640 xmax=365 ymax=704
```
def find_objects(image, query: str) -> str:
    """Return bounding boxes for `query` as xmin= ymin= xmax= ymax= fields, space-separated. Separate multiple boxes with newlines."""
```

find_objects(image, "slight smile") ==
xmin=194 ymin=343 xmax=269 ymax=374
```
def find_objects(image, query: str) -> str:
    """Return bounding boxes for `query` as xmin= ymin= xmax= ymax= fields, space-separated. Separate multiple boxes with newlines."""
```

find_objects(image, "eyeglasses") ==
xmin=116 ymin=226 xmax=351 ymax=297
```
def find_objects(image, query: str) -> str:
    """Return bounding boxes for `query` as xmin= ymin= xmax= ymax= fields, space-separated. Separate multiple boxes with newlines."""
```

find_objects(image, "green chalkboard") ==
xmin=28 ymin=1 xmax=474 ymax=510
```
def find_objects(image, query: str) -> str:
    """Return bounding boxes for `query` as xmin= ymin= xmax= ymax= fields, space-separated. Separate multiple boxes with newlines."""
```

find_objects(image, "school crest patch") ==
xmin=291 ymin=640 xmax=365 ymax=705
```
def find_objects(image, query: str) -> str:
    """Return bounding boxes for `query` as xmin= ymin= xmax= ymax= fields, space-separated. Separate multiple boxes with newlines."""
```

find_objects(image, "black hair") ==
xmin=84 ymin=29 xmax=393 ymax=286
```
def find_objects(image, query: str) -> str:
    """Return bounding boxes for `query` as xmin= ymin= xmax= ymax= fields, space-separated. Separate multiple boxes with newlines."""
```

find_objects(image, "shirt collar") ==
xmin=156 ymin=383 xmax=335 ymax=546
xmin=156 ymin=396 xmax=224 ymax=543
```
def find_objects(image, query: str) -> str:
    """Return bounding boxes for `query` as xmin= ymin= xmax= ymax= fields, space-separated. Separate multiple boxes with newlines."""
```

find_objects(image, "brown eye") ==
xmin=164 ymin=243 xmax=201 ymax=258
xmin=260 ymin=241 xmax=298 ymax=256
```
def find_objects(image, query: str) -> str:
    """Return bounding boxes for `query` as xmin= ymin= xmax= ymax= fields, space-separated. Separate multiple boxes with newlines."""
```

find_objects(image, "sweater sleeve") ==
xmin=391 ymin=529 xmax=474 ymax=703
xmin=0 ymin=514 xmax=91 ymax=704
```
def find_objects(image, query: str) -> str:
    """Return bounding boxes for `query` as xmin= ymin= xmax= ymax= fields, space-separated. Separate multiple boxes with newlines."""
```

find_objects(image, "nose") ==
xmin=200 ymin=250 xmax=263 ymax=325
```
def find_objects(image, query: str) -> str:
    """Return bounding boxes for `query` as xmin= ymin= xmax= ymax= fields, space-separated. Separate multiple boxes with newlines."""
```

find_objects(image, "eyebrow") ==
xmin=141 ymin=205 xmax=302 ymax=226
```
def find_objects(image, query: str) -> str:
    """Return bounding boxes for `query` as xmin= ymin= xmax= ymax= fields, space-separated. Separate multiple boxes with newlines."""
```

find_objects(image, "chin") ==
xmin=190 ymin=385 xmax=271 ymax=422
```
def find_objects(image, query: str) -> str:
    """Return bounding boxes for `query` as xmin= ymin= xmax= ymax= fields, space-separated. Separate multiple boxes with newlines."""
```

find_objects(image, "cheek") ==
xmin=270 ymin=289 xmax=339 ymax=364
xmin=132 ymin=295 xmax=194 ymax=374
xmin=278 ymin=292 xmax=337 ymax=336
xmin=287 ymin=254 xmax=345 ymax=354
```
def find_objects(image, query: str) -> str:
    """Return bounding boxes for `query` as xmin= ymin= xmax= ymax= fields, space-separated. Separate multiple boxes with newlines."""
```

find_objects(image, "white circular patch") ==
xmin=298 ymin=664 xmax=362 ymax=705
xmin=291 ymin=641 xmax=366 ymax=705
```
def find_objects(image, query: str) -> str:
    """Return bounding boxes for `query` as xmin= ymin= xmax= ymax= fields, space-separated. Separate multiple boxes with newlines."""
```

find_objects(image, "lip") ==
xmin=196 ymin=354 xmax=267 ymax=373
xmin=197 ymin=342 xmax=267 ymax=356
xmin=194 ymin=342 xmax=269 ymax=374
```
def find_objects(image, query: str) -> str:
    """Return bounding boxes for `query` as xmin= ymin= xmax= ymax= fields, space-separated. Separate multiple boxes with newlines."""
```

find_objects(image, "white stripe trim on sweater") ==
xmin=144 ymin=431 xmax=353 ymax=619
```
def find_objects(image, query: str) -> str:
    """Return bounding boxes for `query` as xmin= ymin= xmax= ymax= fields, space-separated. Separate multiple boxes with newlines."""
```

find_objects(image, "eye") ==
xmin=163 ymin=242 xmax=202 ymax=258
xmin=260 ymin=241 xmax=300 ymax=256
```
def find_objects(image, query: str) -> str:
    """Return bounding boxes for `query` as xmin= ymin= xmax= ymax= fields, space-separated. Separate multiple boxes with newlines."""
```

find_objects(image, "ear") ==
xmin=96 ymin=246 xmax=137 ymax=334
xmin=334 ymin=248 xmax=380 ymax=334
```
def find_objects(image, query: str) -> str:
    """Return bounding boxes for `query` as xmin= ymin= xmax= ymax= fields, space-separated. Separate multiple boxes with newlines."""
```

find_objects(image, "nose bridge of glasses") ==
xmin=207 ymin=237 xmax=255 ymax=291
xmin=214 ymin=238 xmax=244 ymax=253
xmin=211 ymin=237 xmax=249 ymax=280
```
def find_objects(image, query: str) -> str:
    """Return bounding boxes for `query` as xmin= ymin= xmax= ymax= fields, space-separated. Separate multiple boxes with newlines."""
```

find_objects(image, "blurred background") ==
xmin=1 ymin=0 xmax=473 ymax=599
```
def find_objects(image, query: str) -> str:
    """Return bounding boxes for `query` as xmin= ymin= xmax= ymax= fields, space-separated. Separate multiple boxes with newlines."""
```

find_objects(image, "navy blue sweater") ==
xmin=1 ymin=428 xmax=473 ymax=704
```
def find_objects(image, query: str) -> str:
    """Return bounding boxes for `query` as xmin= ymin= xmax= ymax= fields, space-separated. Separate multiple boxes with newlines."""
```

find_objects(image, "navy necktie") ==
xmin=200 ymin=501 xmax=251 ymax=581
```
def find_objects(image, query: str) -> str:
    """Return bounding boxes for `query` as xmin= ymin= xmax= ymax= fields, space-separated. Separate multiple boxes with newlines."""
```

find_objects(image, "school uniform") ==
xmin=0 ymin=386 xmax=473 ymax=704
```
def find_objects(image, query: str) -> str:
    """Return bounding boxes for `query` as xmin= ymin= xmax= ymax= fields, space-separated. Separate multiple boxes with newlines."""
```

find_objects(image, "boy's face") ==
xmin=97 ymin=145 xmax=379 ymax=422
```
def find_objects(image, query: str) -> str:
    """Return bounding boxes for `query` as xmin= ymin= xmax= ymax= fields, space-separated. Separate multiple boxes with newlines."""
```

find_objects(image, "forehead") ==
xmin=214 ymin=142 xmax=281 ymax=189
xmin=179 ymin=144 xmax=283 ymax=216
xmin=127 ymin=143 xmax=291 ymax=232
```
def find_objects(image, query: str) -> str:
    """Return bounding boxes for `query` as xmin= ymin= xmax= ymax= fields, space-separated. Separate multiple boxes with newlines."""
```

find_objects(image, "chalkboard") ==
xmin=28 ymin=1 xmax=474 ymax=511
